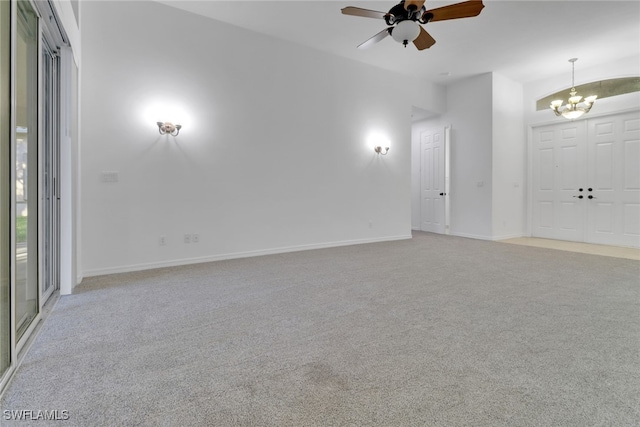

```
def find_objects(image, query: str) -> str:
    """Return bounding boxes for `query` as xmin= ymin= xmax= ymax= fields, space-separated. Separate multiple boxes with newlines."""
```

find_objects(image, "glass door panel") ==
xmin=0 ymin=0 xmax=11 ymax=377
xmin=15 ymin=0 xmax=38 ymax=340
xmin=41 ymin=40 xmax=59 ymax=303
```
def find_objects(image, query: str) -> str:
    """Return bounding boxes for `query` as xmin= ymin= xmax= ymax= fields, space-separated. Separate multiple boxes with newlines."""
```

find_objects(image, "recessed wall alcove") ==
xmin=536 ymin=76 xmax=640 ymax=110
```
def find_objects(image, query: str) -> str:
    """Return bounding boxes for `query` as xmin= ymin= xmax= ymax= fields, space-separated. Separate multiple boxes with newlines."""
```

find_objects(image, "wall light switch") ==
xmin=184 ymin=234 xmax=191 ymax=244
xmin=192 ymin=234 xmax=199 ymax=243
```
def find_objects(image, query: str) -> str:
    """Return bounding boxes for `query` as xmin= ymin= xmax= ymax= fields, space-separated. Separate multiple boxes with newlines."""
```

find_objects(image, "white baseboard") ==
xmin=82 ymin=234 xmax=413 ymax=278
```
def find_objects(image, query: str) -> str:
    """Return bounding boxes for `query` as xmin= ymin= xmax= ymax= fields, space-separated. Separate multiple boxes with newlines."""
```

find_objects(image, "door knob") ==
xmin=588 ymin=195 xmax=595 ymax=199
xmin=573 ymin=195 xmax=583 ymax=199
xmin=578 ymin=188 xmax=583 ymax=192
xmin=588 ymin=188 xmax=593 ymax=192
xmin=439 ymin=192 xmax=446 ymax=196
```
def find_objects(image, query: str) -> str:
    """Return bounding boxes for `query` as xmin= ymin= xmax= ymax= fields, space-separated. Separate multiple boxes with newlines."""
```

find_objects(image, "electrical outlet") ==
xmin=184 ymin=234 xmax=191 ymax=244
xmin=159 ymin=236 xmax=166 ymax=246
xmin=192 ymin=233 xmax=199 ymax=243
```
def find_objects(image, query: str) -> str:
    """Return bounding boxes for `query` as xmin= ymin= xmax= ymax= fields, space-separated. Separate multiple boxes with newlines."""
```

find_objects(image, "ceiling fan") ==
xmin=341 ymin=0 xmax=485 ymax=51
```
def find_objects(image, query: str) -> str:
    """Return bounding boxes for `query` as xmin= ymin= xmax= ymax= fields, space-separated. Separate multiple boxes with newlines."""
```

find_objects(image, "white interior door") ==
xmin=420 ymin=128 xmax=446 ymax=233
xmin=532 ymin=121 xmax=587 ymax=242
xmin=586 ymin=111 xmax=640 ymax=247
xmin=531 ymin=110 xmax=640 ymax=248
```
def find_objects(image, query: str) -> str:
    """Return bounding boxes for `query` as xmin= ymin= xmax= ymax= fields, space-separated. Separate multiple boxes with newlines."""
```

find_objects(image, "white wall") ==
xmin=445 ymin=73 xmax=494 ymax=239
xmin=80 ymin=1 xmax=444 ymax=276
xmin=491 ymin=73 xmax=524 ymax=239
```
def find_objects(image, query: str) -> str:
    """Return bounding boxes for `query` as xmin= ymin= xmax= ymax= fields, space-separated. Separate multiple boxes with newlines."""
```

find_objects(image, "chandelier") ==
xmin=550 ymin=58 xmax=597 ymax=119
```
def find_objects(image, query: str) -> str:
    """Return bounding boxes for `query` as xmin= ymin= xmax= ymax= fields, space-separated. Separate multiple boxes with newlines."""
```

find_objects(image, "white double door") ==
xmin=532 ymin=111 xmax=640 ymax=248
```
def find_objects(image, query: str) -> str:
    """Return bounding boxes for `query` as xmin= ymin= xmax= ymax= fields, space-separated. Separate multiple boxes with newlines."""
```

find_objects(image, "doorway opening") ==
xmin=411 ymin=106 xmax=451 ymax=235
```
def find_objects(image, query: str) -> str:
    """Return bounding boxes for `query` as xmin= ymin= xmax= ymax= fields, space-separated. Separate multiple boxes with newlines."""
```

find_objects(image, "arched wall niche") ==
xmin=536 ymin=76 xmax=640 ymax=111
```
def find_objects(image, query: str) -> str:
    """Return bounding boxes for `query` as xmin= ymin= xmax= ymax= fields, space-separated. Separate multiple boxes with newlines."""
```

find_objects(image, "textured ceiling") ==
xmin=156 ymin=1 xmax=640 ymax=85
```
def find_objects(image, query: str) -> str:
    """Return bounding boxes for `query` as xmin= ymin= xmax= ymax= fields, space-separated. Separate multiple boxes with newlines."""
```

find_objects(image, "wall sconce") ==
xmin=157 ymin=121 xmax=182 ymax=136
xmin=374 ymin=146 xmax=390 ymax=155
xmin=368 ymin=132 xmax=390 ymax=155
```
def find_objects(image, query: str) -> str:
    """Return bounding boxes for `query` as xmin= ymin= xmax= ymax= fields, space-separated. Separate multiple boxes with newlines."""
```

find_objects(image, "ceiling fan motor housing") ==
xmin=386 ymin=2 xmax=411 ymax=25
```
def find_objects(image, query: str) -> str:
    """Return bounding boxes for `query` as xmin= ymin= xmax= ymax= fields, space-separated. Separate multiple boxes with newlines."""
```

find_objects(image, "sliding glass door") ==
xmin=15 ymin=0 xmax=39 ymax=341
xmin=0 ymin=0 xmax=11 ymax=378
xmin=1 ymin=0 xmax=67 ymax=388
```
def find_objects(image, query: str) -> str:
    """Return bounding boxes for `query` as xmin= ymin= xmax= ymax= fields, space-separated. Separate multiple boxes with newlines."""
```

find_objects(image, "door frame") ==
xmin=39 ymin=35 xmax=60 ymax=306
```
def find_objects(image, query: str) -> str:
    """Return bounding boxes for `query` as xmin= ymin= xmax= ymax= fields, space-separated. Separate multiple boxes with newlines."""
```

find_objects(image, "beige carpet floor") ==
xmin=1 ymin=232 xmax=638 ymax=426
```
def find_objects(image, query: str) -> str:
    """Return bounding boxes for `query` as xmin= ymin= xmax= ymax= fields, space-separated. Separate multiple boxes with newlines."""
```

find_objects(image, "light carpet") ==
xmin=1 ymin=232 xmax=639 ymax=426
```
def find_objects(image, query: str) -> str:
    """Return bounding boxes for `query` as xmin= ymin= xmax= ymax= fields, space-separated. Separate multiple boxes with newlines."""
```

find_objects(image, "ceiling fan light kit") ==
xmin=391 ymin=20 xmax=421 ymax=47
xmin=342 ymin=0 xmax=485 ymax=51
xmin=550 ymin=58 xmax=597 ymax=120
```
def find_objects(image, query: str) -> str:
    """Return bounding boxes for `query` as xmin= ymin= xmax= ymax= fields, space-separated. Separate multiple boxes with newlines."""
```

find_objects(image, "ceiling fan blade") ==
xmin=413 ymin=26 xmax=436 ymax=50
xmin=424 ymin=0 xmax=485 ymax=22
xmin=404 ymin=0 xmax=426 ymax=11
xmin=341 ymin=6 xmax=387 ymax=20
xmin=357 ymin=28 xmax=391 ymax=49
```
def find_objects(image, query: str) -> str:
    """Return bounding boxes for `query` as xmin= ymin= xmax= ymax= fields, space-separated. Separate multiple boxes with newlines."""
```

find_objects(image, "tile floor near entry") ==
xmin=500 ymin=237 xmax=640 ymax=261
